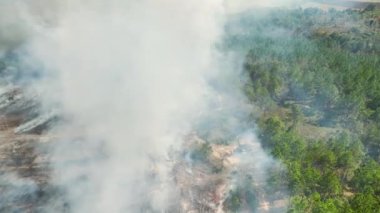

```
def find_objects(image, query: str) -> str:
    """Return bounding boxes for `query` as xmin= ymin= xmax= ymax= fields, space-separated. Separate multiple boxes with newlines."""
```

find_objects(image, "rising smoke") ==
xmin=1 ymin=0 xmax=293 ymax=212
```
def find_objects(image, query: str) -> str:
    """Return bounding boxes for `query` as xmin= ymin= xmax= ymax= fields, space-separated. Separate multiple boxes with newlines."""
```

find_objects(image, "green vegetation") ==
xmin=225 ymin=184 xmax=259 ymax=212
xmin=225 ymin=189 xmax=243 ymax=212
xmin=191 ymin=142 xmax=212 ymax=162
xmin=227 ymin=6 xmax=380 ymax=212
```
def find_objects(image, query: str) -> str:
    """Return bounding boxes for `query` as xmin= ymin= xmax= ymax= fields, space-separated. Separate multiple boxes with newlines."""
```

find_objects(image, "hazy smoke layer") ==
xmin=24 ymin=0 xmax=224 ymax=212
xmin=225 ymin=0 xmax=304 ymax=13
xmin=4 ymin=0 xmax=289 ymax=212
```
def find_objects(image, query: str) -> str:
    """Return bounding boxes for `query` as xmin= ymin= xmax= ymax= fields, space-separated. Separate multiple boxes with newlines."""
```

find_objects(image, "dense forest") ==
xmin=225 ymin=5 xmax=380 ymax=212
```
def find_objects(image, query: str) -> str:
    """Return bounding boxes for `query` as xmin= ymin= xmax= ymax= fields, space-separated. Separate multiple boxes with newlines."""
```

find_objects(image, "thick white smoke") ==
xmin=1 ymin=0 xmax=292 ymax=212
xmin=23 ymin=0 xmax=225 ymax=212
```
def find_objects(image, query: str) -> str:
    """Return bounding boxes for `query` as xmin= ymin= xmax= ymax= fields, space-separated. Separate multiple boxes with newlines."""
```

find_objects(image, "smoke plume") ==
xmin=1 ymin=0 xmax=291 ymax=212
xmin=26 ymin=0 xmax=225 ymax=211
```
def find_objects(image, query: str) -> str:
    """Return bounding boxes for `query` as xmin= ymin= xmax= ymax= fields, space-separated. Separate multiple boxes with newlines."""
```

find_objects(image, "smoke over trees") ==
xmin=224 ymin=4 xmax=380 ymax=212
xmin=0 ymin=0 xmax=380 ymax=212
